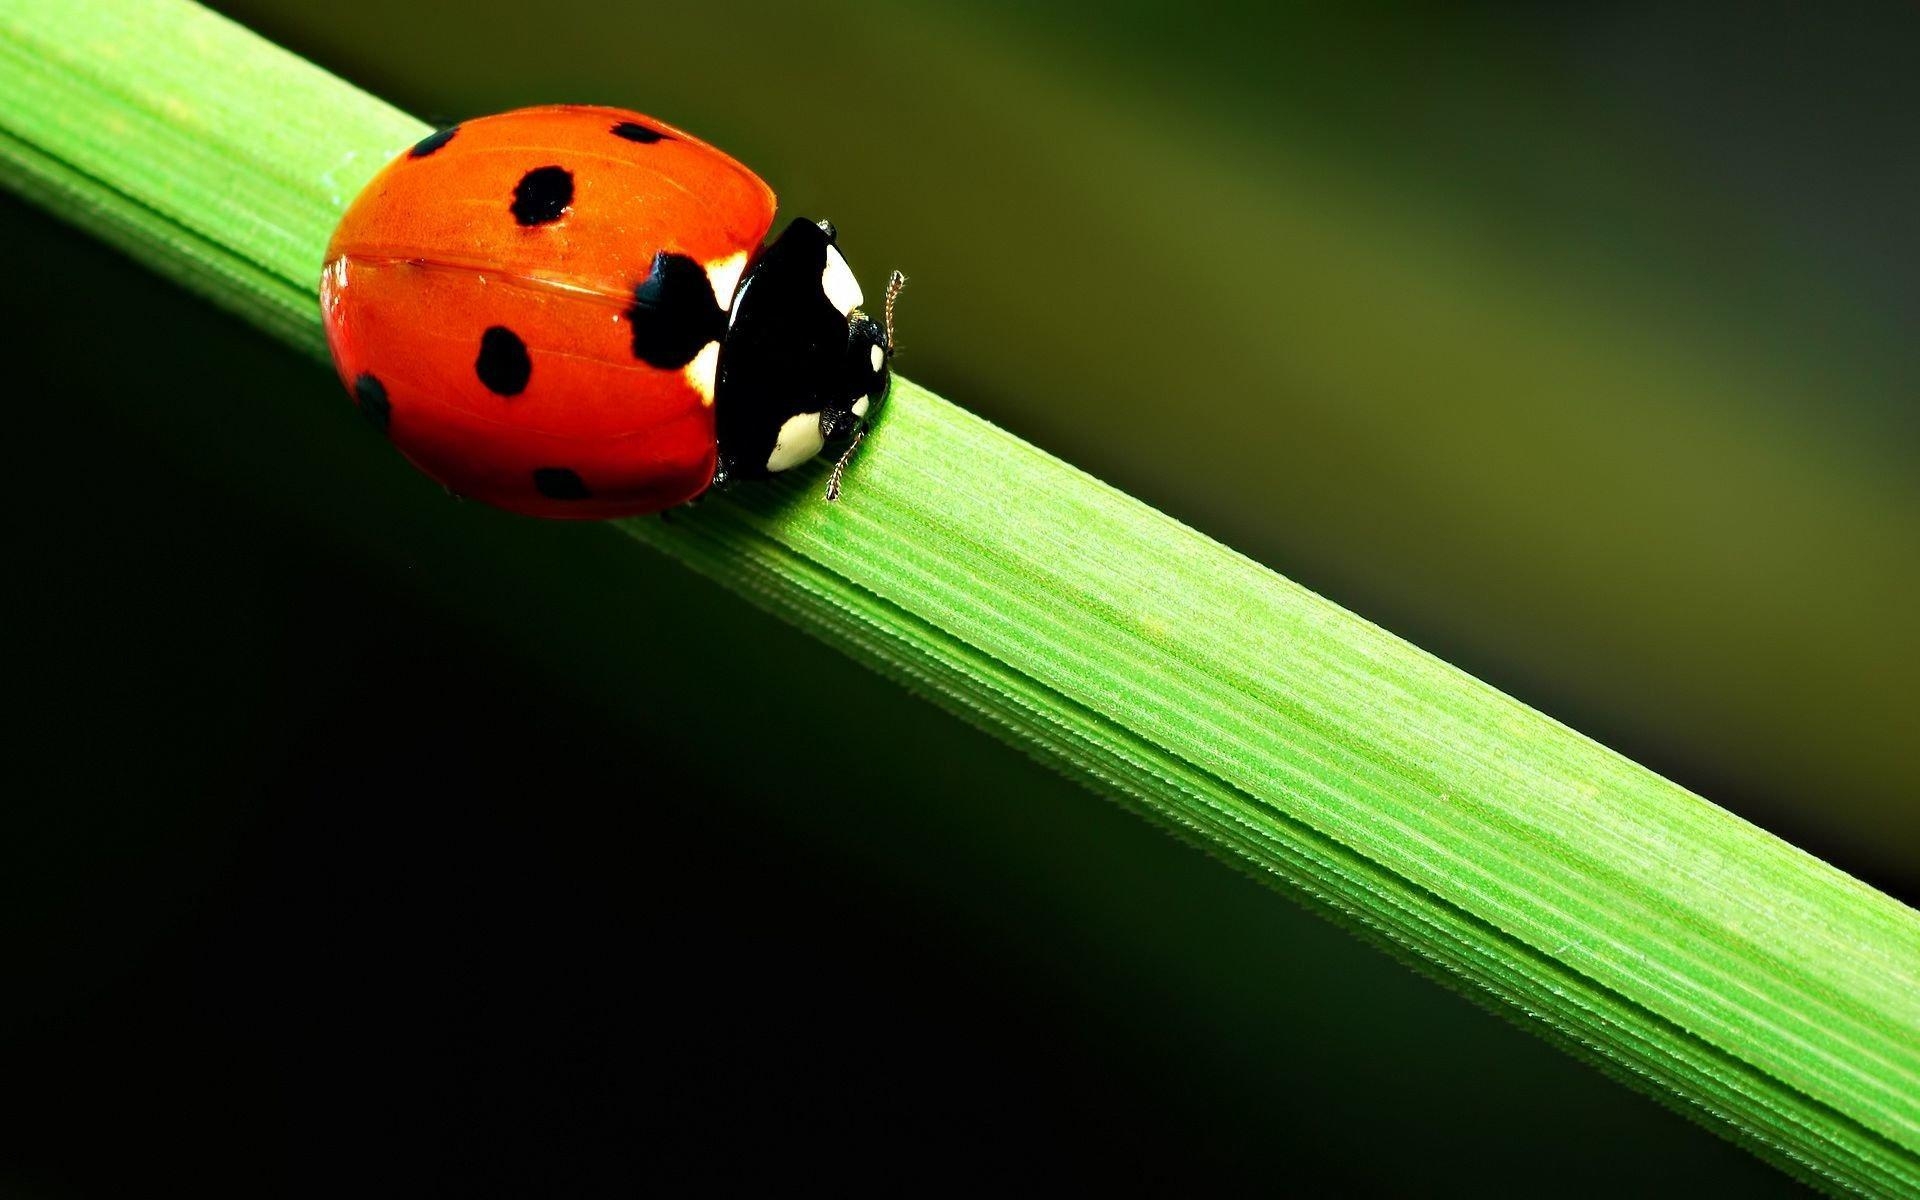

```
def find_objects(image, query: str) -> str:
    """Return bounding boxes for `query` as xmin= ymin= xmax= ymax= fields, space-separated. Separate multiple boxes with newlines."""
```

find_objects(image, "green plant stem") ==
xmin=3 ymin=0 xmax=1916 ymax=1192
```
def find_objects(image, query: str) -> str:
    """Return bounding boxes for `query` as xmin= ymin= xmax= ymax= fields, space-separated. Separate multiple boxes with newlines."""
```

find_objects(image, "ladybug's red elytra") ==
xmin=320 ymin=105 xmax=902 ymax=519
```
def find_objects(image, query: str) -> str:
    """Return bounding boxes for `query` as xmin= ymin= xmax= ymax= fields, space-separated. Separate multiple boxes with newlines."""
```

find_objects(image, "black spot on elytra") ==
xmin=510 ymin=166 xmax=573 ymax=226
xmin=475 ymin=326 xmax=532 ymax=395
xmin=532 ymin=467 xmax=592 ymax=500
xmin=352 ymin=372 xmax=390 ymax=434
xmin=626 ymin=252 xmax=725 ymax=369
xmin=611 ymin=121 xmax=670 ymax=144
xmin=409 ymin=125 xmax=459 ymax=158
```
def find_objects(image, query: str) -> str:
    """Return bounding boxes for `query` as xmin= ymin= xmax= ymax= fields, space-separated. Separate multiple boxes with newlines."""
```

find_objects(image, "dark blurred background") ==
xmin=4 ymin=1 xmax=1915 ymax=1194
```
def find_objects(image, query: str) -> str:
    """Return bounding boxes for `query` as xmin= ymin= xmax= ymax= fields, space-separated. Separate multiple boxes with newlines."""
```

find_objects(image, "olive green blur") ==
xmin=5 ymin=0 xmax=1913 ymax=1192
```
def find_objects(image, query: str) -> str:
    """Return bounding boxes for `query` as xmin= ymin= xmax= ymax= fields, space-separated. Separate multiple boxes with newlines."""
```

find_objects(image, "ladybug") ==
xmin=320 ymin=104 xmax=903 ymax=519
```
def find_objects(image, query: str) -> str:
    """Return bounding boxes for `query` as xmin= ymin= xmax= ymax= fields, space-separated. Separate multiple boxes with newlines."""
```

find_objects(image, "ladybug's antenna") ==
xmin=882 ymin=270 xmax=907 ymax=351
xmin=824 ymin=424 xmax=866 ymax=502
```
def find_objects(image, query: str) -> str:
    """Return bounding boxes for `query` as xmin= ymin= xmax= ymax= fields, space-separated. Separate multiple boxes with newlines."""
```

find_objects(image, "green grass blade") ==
xmin=3 ymin=0 xmax=1916 ymax=1192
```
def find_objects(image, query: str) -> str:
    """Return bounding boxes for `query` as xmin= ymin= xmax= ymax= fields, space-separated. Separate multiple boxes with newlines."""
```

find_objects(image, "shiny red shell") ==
xmin=320 ymin=105 xmax=777 ymax=518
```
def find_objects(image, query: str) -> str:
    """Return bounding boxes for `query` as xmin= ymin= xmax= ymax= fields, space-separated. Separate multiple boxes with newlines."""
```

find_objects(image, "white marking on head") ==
xmin=851 ymin=395 xmax=871 ymax=418
xmin=705 ymin=251 xmax=748 ymax=313
xmin=683 ymin=340 xmax=720 ymax=406
xmin=869 ymin=344 xmax=884 ymax=372
xmin=821 ymin=245 xmax=862 ymax=316
xmin=766 ymin=412 xmax=825 ymax=472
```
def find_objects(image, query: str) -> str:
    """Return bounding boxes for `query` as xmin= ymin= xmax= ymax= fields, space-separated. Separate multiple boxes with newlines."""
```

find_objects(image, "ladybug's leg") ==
xmin=662 ymin=456 xmax=737 ymax=521
xmin=824 ymin=423 xmax=868 ymax=502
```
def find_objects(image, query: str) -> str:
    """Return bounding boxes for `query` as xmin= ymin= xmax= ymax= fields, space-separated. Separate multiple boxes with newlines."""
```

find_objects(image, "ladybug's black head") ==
xmin=821 ymin=301 xmax=891 ymax=435
xmin=712 ymin=218 xmax=901 ymax=495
